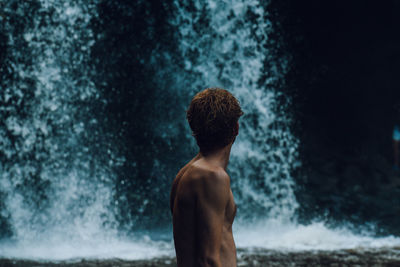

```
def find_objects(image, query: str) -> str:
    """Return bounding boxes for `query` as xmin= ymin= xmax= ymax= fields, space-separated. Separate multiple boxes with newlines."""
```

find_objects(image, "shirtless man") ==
xmin=170 ymin=88 xmax=243 ymax=267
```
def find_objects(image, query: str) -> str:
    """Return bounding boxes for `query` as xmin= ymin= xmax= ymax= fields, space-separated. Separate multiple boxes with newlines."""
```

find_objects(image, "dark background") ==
xmin=270 ymin=0 xmax=400 ymax=234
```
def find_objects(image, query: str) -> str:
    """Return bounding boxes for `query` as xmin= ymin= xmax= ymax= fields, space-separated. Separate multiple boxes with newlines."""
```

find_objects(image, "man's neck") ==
xmin=199 ymin=143 xmax=233 ymax=170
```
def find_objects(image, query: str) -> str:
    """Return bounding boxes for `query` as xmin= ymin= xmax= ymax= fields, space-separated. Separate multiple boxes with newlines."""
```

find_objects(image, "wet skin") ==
xmin=170 ymin=151 xmax=237 ymax=267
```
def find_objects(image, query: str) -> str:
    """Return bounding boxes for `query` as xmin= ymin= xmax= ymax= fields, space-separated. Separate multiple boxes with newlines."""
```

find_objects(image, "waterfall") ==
xmin=1 ymin=0 xmax=299 ymax=255
xmin=171 ymin=0 xmax=299 ymax=222
xmin=0 ymin=0 xmax=129 ymax=259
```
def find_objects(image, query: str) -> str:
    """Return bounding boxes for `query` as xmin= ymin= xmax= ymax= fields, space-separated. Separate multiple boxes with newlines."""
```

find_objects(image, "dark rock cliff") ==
xmin=270 ymin=0 xmax=400 ymax=234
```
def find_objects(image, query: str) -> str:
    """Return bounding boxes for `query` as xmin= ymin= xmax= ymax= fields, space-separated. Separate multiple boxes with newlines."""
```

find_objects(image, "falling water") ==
xmin=0 ymin=0 xmax=115 ymax=246
xmin=171 ymin=0 xmax=299 ymax=222
xmin=0 ymin=0 xmax=171 ymax=259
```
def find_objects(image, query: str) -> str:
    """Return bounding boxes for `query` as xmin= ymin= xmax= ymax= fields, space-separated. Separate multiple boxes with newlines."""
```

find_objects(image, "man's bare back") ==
xmin=171 ymin=88 xmax=242 ymax=266
xmin=170 ymin=153 xmax=237 ymax=267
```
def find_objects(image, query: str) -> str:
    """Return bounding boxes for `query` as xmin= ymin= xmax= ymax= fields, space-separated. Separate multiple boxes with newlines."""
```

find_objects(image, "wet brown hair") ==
xmin=186 ymin=88 xmax=244 ymax=152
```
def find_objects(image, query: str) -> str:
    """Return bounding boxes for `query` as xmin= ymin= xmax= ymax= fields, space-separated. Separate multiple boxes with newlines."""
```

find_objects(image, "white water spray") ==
xmin=172 ymin=0 xmax=298 ymax=222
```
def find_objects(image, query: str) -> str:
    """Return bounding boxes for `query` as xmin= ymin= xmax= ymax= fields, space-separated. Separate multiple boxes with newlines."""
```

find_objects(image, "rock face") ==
xmin=268 ymin=0 xmax=400 ymax=234
xmin=2 ymin=248 xmax=400 ymax=267
xmin=295 ymin=146 xmax=400 ymax=235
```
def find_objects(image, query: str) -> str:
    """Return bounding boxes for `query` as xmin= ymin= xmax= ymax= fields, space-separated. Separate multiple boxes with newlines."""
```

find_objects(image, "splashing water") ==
xmin=0 ymin=0 xmax=174 ymax=259
xmin=235 ymin=221 xmax=400 ymax=251
xmin=0 ymin=0 xmax=177 ymax=259
xmin=171 ymin=0 xmax=298 ymax=222
xmin=0 ymin=0 xmax=116 ymax=242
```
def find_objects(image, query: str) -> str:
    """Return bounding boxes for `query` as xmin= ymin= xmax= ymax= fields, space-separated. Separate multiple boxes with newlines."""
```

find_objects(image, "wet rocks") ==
xmin=2 ymin=248 xmax=400 ymax=267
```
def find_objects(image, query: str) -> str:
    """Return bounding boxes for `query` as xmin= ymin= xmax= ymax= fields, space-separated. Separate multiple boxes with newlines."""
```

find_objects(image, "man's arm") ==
xmin=196 ymin=170 xmax=230 ymax=267
xmin=171 ymin=154 xmax=202 ymax=214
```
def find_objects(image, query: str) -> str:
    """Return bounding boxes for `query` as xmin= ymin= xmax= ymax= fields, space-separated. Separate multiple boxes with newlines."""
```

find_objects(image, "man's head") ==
xmin=186 ymin=88 xmax=243 ymax=153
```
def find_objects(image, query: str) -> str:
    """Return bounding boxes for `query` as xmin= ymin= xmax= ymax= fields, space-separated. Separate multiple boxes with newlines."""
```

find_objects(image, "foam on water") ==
xmin=0 ymin=237 xmax=173 ymax=261
xmin=235 ymin=221 xmax=400 ymax=251
xmin=2 ymin=224 xmax=400 ymax=260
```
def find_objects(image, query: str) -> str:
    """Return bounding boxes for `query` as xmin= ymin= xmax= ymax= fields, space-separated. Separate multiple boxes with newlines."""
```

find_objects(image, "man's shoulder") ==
xmin=183 ymin=164 xmax=230 ymax=197
xmin=186 ymin=163 xmax=229 ymax=182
